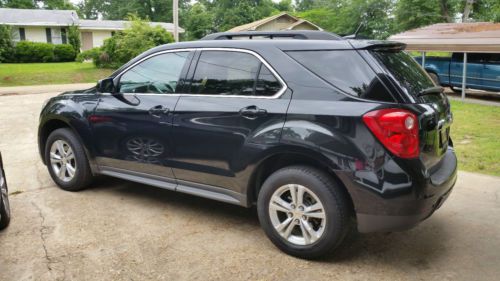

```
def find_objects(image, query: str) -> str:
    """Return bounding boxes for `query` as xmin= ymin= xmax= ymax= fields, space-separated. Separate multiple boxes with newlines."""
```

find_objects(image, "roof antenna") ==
xmin=343 ymin=20 xmax=365 ymax=39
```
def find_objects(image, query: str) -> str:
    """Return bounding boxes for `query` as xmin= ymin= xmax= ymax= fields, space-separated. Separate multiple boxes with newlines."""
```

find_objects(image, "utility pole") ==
xmin=173 ymin=0 xmax=179 ymax=42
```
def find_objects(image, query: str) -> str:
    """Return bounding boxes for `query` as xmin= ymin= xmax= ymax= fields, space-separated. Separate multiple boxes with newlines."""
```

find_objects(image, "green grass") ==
xmin=409 ymin=51 xmax=452 ymax=57
xmin=0 ymin=62 xmax=115 ymax=87
xmin=450 ymin=100 xmax=500 ymax=176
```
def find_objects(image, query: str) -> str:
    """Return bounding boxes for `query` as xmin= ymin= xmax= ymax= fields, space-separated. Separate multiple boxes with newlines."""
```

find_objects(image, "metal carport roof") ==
xmin=389 ymin=22 xmax=500 ymax=53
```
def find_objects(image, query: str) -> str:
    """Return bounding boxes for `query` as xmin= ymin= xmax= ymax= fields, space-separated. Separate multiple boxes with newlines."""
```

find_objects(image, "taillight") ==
xmin=362 ymin=108 xmax=419 ymax=158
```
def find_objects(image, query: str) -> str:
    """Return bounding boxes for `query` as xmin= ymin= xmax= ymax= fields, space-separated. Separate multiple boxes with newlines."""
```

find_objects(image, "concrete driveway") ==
xmin=0 ymin=91 xmax=499 ymax=281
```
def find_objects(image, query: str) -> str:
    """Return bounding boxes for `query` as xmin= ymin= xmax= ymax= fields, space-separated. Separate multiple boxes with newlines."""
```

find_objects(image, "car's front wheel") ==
xmin=257 ymin=166 xmax=352 ymax=259
xmin=45 ymin=128 xmax=93 ymax=191
xmin=0 ymin=167 xmax=10 ymax=230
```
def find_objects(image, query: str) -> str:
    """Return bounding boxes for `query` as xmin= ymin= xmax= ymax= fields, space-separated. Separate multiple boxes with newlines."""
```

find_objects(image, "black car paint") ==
xmin=38 ymin=39 xmax=457 ymax=232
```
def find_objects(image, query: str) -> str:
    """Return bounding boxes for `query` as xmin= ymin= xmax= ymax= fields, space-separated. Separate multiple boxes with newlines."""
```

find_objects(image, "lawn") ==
xmin=0 ymin=62 xmax=115 ymax=87
xmin=450 ymin=100 xmax=500 ymax=176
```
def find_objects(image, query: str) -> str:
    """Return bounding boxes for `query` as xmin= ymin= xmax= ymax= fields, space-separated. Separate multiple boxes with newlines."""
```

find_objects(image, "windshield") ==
xmin=370 ymin=51 xmax=434 ymax=98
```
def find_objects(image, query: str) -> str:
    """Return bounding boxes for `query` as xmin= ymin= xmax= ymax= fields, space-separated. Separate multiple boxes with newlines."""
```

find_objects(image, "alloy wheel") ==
xmin=50 ymin=140 xmax=77 ymax=182
xmin=268 ymin=184 xmax=326 ymax=246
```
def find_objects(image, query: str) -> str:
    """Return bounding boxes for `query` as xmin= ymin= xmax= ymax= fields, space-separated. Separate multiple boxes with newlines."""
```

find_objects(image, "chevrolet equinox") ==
xmin=38 ymin=31 xmax=457 ymax=259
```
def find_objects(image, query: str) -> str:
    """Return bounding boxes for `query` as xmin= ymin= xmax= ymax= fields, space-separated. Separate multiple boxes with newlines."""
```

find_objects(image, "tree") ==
xmin=0 ymin=25 xmax=14 ymax=62
xmin=394 ymin=0 xmax=459 ymax=32
xmin=211 ymin=0 xmax=275 ymax=31
xmin=470 ymin=0 xmax=500 ymax=22
xmin=39 ymin=0 xmax=76 ymax=10
xmin=98 ymin=17 xmax=174 ymax=68
xmin=296 ymin=0 xmax=314 ymax=11
xmin=1 ymin=0 xmax=36 ymax=8
xmin=68 ymin=25 xmax=80 ymax=53
xmin=184 ymin=2 xmax=214 ymax=40
xmin=298 ymin=0 xmax=394 ymax=39
xmin=274 ymin=0 xmax=293 ymax=12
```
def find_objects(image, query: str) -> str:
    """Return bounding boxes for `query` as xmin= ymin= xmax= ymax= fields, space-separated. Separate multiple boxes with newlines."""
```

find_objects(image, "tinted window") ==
xmin=255 ymin=65 xmax=282 ymax=96
xmin=287 ymin=50 xmax=394 ymax=102
xmin=190 ymin=51 xmax=281 ymax=97
xmin=371 ymin=51 xmax=434 ymax=98
xmin=119 ymin=52 xmax=189 ymax=94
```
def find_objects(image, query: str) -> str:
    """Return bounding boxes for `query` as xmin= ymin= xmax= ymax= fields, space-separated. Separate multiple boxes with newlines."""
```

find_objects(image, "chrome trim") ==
xmin=104 ymin=47 xmax=288 ymax=99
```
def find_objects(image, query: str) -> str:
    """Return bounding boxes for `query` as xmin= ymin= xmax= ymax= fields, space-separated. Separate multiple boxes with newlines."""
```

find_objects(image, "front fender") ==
xmin=38 ymin=93 xmax=99 ymax=172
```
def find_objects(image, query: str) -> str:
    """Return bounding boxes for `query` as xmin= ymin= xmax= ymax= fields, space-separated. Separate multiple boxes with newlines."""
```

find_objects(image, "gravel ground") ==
xmin=0 ymin=91 xmax=499 ymax=281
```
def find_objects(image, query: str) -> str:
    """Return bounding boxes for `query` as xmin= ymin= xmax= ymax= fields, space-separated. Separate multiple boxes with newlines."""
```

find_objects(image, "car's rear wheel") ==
xmin=257 ymin=165 xmax=352 ymax=259
xmin=45 ymin=128 xmax=93 ymax=191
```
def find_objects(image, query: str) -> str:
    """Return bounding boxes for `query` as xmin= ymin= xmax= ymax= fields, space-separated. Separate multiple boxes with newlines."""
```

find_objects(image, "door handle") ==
xmin=149 ymin=105 xmax=170 ymax=117
xmin=239 ymin=105 xmax=267 ymax=119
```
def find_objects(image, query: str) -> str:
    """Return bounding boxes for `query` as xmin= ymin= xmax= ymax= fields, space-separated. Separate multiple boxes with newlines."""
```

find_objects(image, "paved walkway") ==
xmin=0 ymin=83 xmax=95 ymax=96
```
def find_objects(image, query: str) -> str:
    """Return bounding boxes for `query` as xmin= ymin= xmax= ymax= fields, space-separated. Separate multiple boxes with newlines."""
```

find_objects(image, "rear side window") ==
xmin=190 ymin=51 xmax=282 ymax=97
xmin=371 ymin=51 xmax=434 ymax=98
xmin=287 ymin=50 xmax=395 ymax=102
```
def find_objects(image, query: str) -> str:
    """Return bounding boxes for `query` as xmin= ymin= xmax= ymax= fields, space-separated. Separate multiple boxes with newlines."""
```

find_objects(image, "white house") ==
xmin=0 ymin=8 xmax=184 ymax=51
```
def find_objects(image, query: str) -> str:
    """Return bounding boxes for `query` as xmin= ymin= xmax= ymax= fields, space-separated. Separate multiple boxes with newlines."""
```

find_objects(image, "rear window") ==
xmin=370 ymin=51 xmax=434 ymax=98
xmin=287 ymin=50 xmax=395 ymax=102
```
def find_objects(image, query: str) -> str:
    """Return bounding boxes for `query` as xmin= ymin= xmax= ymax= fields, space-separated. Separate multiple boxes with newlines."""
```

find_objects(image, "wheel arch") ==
xmin=38 ymin=117 xmax=98 ymax=174
xmin=246 ymin=149 xmax=355 ymax=213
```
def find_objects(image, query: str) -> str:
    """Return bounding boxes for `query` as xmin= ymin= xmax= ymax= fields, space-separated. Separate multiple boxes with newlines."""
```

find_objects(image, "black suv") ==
xmin=38 ymin=31 xmax=457 ymax=258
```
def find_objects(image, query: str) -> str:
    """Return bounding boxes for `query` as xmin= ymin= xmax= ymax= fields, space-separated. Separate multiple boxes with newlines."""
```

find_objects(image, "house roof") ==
xmin=0 ymin=8 xmax=183 ymax=32
xmin=79 ymin=20 xmax=184 ymax=33
xmin=228 ymin=12 xmax=323 ymax=32
xmin=389 ymin=22 xmax=500 ymax=53
xmin=0 ymin=8 xmax=77 ymax=26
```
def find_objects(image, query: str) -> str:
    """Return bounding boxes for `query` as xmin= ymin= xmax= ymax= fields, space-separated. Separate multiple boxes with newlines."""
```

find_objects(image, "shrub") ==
xmin=10 ymin=42 xmax=76 ymax=63
xmin=76 ymin=47 xmax=102 ymax=63
xmin=96 ymin=17 xmax=174 ymax=68
xmin=54 ymin=44 xmax=76 ymax=62
xmin=15 ymin=41 xmax=55 ymax=62
xmin=0 ymin=25 xmax=14 ymax=62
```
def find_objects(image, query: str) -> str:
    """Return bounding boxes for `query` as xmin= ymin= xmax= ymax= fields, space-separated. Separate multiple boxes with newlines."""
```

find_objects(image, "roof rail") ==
xmin=201 ymin=31 xmax=341 ymax=41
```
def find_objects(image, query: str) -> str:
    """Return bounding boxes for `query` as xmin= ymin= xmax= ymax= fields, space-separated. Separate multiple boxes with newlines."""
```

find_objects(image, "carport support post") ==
xmin=462 ymin=52 xmax=467 ymax=100
xmin=421 ymin=51 xmax=426 ymax=68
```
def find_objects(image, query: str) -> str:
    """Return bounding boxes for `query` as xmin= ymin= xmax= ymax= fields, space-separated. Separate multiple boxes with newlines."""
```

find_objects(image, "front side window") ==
xmin=189 ymin=51 xmax=282 ymax=97
xmin=119 ymin=52 xmax=189 ymax=94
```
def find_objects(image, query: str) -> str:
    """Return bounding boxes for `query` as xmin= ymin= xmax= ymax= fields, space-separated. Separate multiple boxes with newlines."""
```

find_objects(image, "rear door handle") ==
xmin=239 ymin=105 xmax=267 ymax=119
xmin=149 ymin=105 xmax=170 ymax=117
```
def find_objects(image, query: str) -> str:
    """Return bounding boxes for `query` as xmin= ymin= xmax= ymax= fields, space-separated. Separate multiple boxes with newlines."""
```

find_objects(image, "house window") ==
xmin=11 ymin=28 xmax=25 ymax=42
xmin=61 ymin=28 xmax=67 ymax=44
xmin=19 ymin=28 xmax=26 ymax=41
xmin=46 ymin=28 xmax=52 ymax=43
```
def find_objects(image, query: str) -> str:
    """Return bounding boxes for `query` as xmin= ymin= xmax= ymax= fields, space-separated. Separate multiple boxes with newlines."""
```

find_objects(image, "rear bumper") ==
xmin=337 ymin=147 xmax=458 ymax=233
xmin=357 ymin=183 xmax=454 ymax=232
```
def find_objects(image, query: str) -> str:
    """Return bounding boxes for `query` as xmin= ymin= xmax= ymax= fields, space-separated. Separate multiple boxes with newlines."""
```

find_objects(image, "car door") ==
xmin=170 ymin=49 xmax=290 ymax=195
xmin=450 ymin=53 xmax=483 ymax=89
xmin=91 ymin=50 xmax=193 ymax=187
xmin=481 ymin=53 xmax=500 ymax=91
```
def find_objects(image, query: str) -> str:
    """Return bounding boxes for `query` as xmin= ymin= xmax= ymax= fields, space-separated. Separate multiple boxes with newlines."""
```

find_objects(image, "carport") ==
xmin=389 ymin=22 xmax=500 ymax=99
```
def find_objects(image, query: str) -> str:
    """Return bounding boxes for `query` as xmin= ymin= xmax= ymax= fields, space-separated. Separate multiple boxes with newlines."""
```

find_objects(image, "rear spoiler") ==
xmin=348 ymin=40 xmax=406 ymax=52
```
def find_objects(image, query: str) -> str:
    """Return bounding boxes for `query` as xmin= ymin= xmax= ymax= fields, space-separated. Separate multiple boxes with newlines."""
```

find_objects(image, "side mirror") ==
xmin=97 ymin=78 xmax=116 ymax=94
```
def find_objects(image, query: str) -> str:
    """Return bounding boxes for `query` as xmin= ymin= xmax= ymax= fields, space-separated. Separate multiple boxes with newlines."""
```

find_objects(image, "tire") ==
xmin=257 ymin=165 xmax=352 ymax=259
xmin=45 ymin=128 xmax=93 ymax=191
xmin=0 ymin=168 xmax=10 ymax=230
xmin=428 ymin=72 xmax=440 ymax=85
